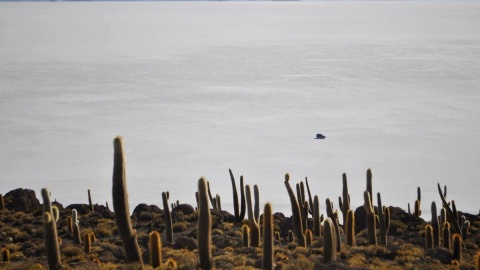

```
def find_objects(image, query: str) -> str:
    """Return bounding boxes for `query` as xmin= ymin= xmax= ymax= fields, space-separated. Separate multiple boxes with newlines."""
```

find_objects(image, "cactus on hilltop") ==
xmin=198 ymin=177 xmax=212 ymax=270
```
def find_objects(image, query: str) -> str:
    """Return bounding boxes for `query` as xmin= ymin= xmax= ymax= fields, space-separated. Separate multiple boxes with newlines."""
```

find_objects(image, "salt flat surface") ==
xmin=0 ymin=2 xmax=479 ymax=217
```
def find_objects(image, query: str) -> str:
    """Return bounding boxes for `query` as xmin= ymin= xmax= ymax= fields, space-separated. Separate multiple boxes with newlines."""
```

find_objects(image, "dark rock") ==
xmin=66 ymin=204 xmax=91 ymax=215
xmin=425 ymin=247 xmax=453 ymax=264
xmin=279 ymin=216 xmax=294 ymax=237
xmin=174 ymin=236 xmax=198 ymax=251
xmin=172 ymin=204 xmax=195 ymax=215
xmin=355 ymin=206 xmax=424 ymax=233
xmin=4 ymin=188 xmax=41 ymax=213
xmin=132 ymin=204 xmax=162 ymax=217
xmin=211 ymin=209 xmax=235 ymax=224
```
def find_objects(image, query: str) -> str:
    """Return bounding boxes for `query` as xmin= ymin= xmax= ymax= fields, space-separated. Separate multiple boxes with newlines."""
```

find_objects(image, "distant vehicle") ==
xmin=315 ymin=133 xmax=326 ymax=139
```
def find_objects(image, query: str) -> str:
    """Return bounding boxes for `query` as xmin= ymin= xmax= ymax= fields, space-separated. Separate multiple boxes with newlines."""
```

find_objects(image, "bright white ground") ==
xmin=1 ymin=2 xmax=479 ymax=219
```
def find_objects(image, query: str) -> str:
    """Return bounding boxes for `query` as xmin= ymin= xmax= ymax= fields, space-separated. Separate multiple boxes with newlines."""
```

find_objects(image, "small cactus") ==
xmin=346 ymin=209 xmax=356 ymax=246
xmin=246 ymin=185 xmax=260 ymax=247
xmin=431 ymin=202 xmax=440 ymax=247
xmin=305 ymin=229 xmax=313 ymax=246
xmin=149 ymin=231 xmax=162 ymax=268
xmin=88 ymin=189 xmax=94 ymax=212
xmin=288 ymin=230 xmax=294 ymax=243
xmin=52 ymin=206 xmax=60 ymax=223
xmin=84 ymin=233 xmax=91 ymax=253
xmin=425 ymin=224 xmax=434 ymax=249
xmin=443 ymin=222 xmax=451 ymax=249
xmin=242 ymin=224 xmax=250 ymax=247
xmin=364 ymin=191 xmax=376 ymax=245
xmin=66 ymin=216 xmax=73 ymax=233
xmin=377 ymin=192 xmax=390 ymax=246
xmin=452 ymin=233 xmax=462 ymax=262
xmin=414 ymin=199 xmax=421 ymax=217
xmin=0 ymin=194 xmax=4 ymax=211
xmin=1 ymin=247 xmax=10 ymax=263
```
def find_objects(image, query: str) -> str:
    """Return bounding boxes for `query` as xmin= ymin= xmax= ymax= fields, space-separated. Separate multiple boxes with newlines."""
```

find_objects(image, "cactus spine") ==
xmin=323 ymin=218 xmax=336 ymax=263
xmin=149 ymin=231 xmax=162 ymax=268
xmin=242 ymin=224 xmax=250 ymax=247
xmin=162 ymin=192 xmax=173 ymax=244
xmin=41 ymin=188 xmax=62 ymax=270
xmin=112 ymin=136 xmax=143 ymax=267
xmin=246 ymin=185 xmax=260 ymax=247
xmin=364 ymin=191 xmax=376 ymax=245
xmin=198 ymin=177 xmax=212 ymax=270
xmin=377 ymin=193 xmax=390 ymax=246
xmin=262 ymin=203 xmax=274 ymax=270
xmin=346 ymin=209 xmax=356 ymax=246
xmin=284 ymin=174 xmax=306 ymax=247
xmin=452 ymin=233 xmax=462 ymax=262
xmin=313 ymin=195 xmax=321 ymax=237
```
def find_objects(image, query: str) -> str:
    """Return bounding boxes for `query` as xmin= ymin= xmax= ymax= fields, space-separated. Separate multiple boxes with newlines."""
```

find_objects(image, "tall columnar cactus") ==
xmin=313 ymin=196 xmax=321 ymax=237
xmin=323 ymin=217 xmax=336 ymax=263
xmin=149 ymin=231 xmax=162 ymax=268
xmin=452 ymin=233 xmax=462 ymax=262
xmin=440 ymin=207 xmax=447 ymax=234
xmin=88 ymin=189 xmax=94 ymax=212
xmin=452 ymin=200 xmax=459 ymax=222
xmin=364 ymin=191 xmax=376 ymax=245
xmin=262 ymin=203 xmax=274 ymax=270
xmin=443 ymin=222 xmax=451 ymax=249
xmin=0 ymin=194 xmax=4 ymax=211
xmin=305 ymin=177 xmax=314 ymax=216
xmin=239 ymin=176 xmax=246 ymax=222
xmin=112 ymin=136 xmax=143 ymax=266
xmin=228 ymin=169 xmax=243 ymax=222
xmin=414 ymin=199 xmax=421 ymax=217
xmin=254 ymin=185 xmax=260 ymax=222
xmin=206 ymin=181 xmax=215 ymax=210
xmin=425 ymin=224 xmax=434 ymax=249
xmin=366 ymin=169 xmax=373 ymax=204
xmin=340 ymin=173 xmax=350 ymax=226
xmin=242 ymin=224 xmax=250 ymax=247
xmin=346 ymin=209 xmax=356 ymax=246
xmin=66 ymin=216 xmax=73 ymax=234
xmin=162 ymin=192 xmax=173 ymax=244
xmin=41 ymin=188 xmax=62 ymax=270
xmin=437 ymin=183 xmax=462 ymax=236
xmin=431 ymin=202 xmax=440 ymax=247
xmin=245 ymin=185 xmax=260 ymax=247
xmin=377 ymin=192 xmax=390 ymax=246
xmin=198 ymin=177 xmax=212 ymax=270
xmin=215 ymin=194 xmax=222 ymax=211
xmin=73 ymin=221 xmax=82 ymax=245
xmin=302 ymin=201 xmax=309 ymax=231
xmin=72 ymin=209 xmax=78 ymax=224
xmin=284 ymin=174 xmax=306 ymax=247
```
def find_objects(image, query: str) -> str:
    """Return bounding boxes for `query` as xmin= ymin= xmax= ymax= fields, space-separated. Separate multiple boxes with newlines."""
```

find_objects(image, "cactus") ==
xmin=73 ymin=221 xmax=82 ymax=245
xmin=452 ymin=200 xmax=459 ymax=222
xmin=275 ymin=231 xmax=281 ymax=242
xmin=242 ymin=224 xmax=250 ymax=247
xmin=288 ymin=230 xmax=294 ymax=242
xmin=229 ymin=169 xmax=241 ymax=221
xmin=262 ymin=203 xmax=274 ymax=270
xmin=305 ymin=177 xmax=314 ymax=216
xmin=215 ymin=194 xmax=222 ymax=211
xmin=245 ymin=185 xmax=260 ymax=247
xmin=112 ymin=136 xmax=143 ymax=266
xmin=377 ymin=193 xmax=390 ymax=246
xmin=431 ymin=202 xmax=440 ymax=247
xmin=41 ymin=188 xmax=62 ymax=270
xmin=1 ymin=247 xmax=10 ymax=263
xmin=0 ymin=194 xmax=4 ymax=211
xmin=364 ymin=191 xmax=376 ymax=245
xmin=88 ymin=189 xmax=94 ymax=212
xmin=149 ymin=231 xmax=162 ymax=268
xmin=452 ymin=233 xmax=462 ymax=262
xmin=254 ymin=185 xmax=260 ymax=222
xmin=440 ymin=207 xmax=447 ymax=234
xmin=323 ymin=218 xmax=336 ymax=263
xmin=366 ymin=169 xmax=373 ymax=204
xmin=72 ymin=209 xmax=78 ymax=224
xmin=340 ymin=173 xmax=350 ymax=226
xmin=443 ymin=222 xmax=451 ymax=249
xmin=52 ymin=206 xmax=60 ymax=223
xmin=414 ymin=200 xmax=421 ymax=217
xmin=305 ymin=229 xmax=313 ymax=246
xmin=198 ymin=177 xmax=212 ymax=270
xmin=346 ymin=209 xmax=356 ymax=246
xmin=66 ymin=216 xmax=73 ymax=233
xmin=206 ymin=181 xmax=216 ymax=210
xmin=239 ymin=176 xmax=246 ymax=222
xmin=425 ymin=224 xmax=434 ymax=249
xmin=162 ymin=192 xmax=173 ymax=244
xmin=84 ymin=233 xmax=91 ymax=253
xmin=437 ymin=183 xmax=462 ymax=236
xmin=284 ymin=174 xmax=306 ymax=247
xmin=313 ymin=195 xmax=321 ymax=237
xmin=302 ymin=201 xmax=309 ymax=232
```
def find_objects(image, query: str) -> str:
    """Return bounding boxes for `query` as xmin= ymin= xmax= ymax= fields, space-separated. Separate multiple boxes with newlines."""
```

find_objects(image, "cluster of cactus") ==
xmin=284 ymin=174 xmax=306 ymax=247
xmin=207 ymin=181 xmax=222 ymax=211
xmin=229 ymin=169 xmax=246 ymax=222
